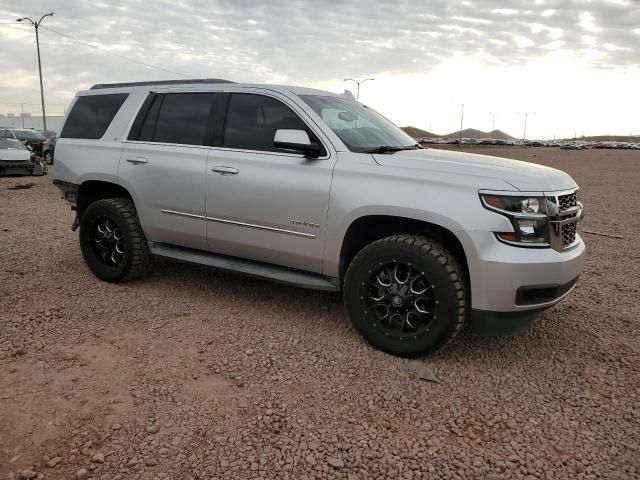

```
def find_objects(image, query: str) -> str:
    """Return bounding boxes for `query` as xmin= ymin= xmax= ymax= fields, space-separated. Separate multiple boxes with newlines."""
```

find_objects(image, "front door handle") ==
xmin=211 ymin=166 xmax=239 ymax=176
xmin=126 ymin=156 xmax=148 ymax=164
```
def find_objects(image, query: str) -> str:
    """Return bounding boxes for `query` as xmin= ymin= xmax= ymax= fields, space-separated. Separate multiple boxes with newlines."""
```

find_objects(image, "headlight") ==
xmin=480 ymin=193 xmax=550 ymax=247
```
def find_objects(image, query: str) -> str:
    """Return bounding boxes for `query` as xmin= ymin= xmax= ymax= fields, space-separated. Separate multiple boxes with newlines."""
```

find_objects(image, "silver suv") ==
xmin=53 ymin=79 xmax=585 ymax=357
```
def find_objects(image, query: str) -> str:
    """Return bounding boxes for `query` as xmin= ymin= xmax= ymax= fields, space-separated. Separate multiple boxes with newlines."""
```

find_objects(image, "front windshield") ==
xmin=14 ymin=130 xmax=45 ymax=141
xmin=300 ymin=95 xmax=416 ymax=153
xmin=0 ymin=138 xmax=27 ymax=150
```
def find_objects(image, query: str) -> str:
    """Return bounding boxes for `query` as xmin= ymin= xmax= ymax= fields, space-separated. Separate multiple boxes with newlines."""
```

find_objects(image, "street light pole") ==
xmin=17 ymin=12 xmax=56 ymax=131
xmin=344 ymin=78 xmax=375 ymax=101
xmin=459 ymin=104 xmax=464 ymax=146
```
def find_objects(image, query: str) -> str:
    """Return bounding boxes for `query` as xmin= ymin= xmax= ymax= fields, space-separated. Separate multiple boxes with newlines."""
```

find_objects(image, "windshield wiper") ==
xmin=364 ymin=144 xmax=420 ymax=154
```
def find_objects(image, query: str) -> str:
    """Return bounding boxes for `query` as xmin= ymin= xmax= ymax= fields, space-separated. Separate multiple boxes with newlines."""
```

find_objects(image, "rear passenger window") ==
xmin=60 ymin=94 xmax=128 ymax=139
xmin=223 ymin=94 xmax=311 ymax=152
xmin=135 ymin=93 xmax=220 ymax=146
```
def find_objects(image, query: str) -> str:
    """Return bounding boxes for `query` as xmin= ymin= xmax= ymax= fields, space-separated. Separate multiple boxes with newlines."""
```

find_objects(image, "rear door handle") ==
xmin=126 ymin=156 xmax=148 ymax=164
xmin=211 ymin=166 xmax=239 ymax=176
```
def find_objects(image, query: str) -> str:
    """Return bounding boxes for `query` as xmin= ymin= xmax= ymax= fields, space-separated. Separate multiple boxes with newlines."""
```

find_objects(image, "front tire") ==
xmin=344 ymin=235 xmax=467 ymax=357
xmin=79 ymin=198 xmax=149 ymax=282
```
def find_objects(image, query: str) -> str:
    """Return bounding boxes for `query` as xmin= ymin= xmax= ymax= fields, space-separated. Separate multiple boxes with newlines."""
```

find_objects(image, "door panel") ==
xmin=118 ymin=91 xmax=226 ymax=251
xmin=205 ymin=148 xmax=333 ymax=272
xmin=118 ymin=143 xmax=208 ymax=250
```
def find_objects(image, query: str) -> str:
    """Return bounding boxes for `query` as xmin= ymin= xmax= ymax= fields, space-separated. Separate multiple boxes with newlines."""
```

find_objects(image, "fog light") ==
xmin=515 ymin=218 xmax=547 ymax=243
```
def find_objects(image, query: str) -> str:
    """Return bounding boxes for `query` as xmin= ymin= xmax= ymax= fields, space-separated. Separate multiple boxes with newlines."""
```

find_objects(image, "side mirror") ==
xmin=274 ymin=129 xmax=322 ymax=158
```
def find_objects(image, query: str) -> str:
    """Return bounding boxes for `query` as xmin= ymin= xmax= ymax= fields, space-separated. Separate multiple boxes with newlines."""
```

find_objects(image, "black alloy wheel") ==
xmin=90 ymin=215 xmax=126 ymax=266
xmin=344 ymin=235 xmax=467 ymax=357
xmin=79 ymin=198 xmax=149 ymax=282
xmin=362 ymin=261 xmax=437 ymax=340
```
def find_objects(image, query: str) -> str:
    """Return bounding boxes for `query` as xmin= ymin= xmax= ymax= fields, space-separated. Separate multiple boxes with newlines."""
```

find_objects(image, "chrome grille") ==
xmin=547 ymin=189 xmax=581 ymax=251
xmin=558 ymin=192 xmax=577 ymax=210
xmin=561 ymin=222 xmax=577 ymax=247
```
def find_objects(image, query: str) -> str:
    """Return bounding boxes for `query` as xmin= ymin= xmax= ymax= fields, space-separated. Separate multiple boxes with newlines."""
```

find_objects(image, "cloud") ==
xmin=0 ymin=0 xmax=638 ymax=112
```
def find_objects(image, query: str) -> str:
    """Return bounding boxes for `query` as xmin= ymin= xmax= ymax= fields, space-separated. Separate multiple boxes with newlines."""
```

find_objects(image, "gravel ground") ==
xmin=1 ymin=147 xmax=638 ymax=480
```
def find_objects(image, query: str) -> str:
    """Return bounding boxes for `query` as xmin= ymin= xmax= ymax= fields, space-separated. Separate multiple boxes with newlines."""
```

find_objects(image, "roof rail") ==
xmin=90 ymin=78 xmax=235 ymax=90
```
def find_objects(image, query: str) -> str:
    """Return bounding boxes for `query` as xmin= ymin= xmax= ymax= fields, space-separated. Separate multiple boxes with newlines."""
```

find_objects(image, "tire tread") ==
xmin=344 ymin=234 xmax=467 ymax=356
xmin=83 ymin=198 xmax=149 ymax=282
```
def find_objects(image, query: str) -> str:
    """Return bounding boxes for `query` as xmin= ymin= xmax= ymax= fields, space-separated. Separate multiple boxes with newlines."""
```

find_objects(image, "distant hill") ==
xmin=442 ymin=128 xmax=515 ymax=140
xmin=402 ymin=127 xmax=516 ymax=140
xmin=401 ymin=126 xmax=439 ymax=138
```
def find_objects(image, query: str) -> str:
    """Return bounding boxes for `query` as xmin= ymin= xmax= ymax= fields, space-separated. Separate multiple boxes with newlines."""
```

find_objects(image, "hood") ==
xmin=0 ymin=149 xmax=31 ymax=162
xmin=373 ymin=148 xmax=577 ymax=192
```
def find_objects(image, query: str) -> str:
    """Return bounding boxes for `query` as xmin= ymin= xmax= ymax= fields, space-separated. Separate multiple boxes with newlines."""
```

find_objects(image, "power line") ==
xmin=39 ymin=25 xmax=200 ymax=78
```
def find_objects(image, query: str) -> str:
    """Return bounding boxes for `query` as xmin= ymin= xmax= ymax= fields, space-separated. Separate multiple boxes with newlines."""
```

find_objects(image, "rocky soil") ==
xmin=1 ymin=147 xmax=638 ymax=479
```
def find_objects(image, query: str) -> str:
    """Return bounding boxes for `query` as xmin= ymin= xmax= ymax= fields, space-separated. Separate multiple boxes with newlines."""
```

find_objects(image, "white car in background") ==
xmin=0 ymin=138 xmax=35 ymax=176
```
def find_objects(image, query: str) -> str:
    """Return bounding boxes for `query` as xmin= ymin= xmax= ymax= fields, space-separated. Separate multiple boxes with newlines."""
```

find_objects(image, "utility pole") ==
xmin=344 ymin=78 xmax=375 ymax=101
xmin=523 ymin=112 xmax=528 ymax=142
xmin=490 ymin=113 xmax=495 ymax=139
xmin=21 ymin=104 xmax=25 ymax=128
xmin=16 ymin=12 xmax=56 ymax=130
xmin=459 ymin=104 xmax=464 ymax=146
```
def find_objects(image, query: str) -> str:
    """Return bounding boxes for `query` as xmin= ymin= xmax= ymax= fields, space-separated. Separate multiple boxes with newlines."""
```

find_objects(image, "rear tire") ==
xmin=79 ymin=198 xmax=149 ymax=282
xmin=344 ymin=235 xmax=467 ymax=357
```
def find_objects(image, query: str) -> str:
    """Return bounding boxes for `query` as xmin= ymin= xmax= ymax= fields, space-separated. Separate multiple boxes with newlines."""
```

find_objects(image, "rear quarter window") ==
xmin=60 ymin=93 xmax=128 ymax=139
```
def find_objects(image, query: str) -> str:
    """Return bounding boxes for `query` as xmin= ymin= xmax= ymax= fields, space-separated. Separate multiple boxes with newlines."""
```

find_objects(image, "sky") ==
xmin=1 ymin=0 xmax=639 ymax=139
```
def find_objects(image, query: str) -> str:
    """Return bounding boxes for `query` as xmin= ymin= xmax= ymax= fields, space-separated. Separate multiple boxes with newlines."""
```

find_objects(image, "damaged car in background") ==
xmin=0 ymin=138 xmax=36 ymax=176
xmin=0 ymin=128 xmax=48 ymax=175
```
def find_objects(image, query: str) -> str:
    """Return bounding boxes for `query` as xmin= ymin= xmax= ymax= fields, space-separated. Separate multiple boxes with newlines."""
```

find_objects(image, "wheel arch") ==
xmin=338 ymin=214 xmax=470 ymax=295
xmin=77 ymin=180 xmax=134 ymax=220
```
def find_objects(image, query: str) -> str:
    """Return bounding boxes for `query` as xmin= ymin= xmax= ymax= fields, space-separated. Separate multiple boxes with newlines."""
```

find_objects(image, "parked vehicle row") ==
xmin=418 ymin=137 xmax=640 ymax=149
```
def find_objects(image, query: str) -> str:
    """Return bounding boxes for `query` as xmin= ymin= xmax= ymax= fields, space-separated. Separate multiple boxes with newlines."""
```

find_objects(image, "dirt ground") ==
xmin=1 ymin=147 xmax=638 ymax=480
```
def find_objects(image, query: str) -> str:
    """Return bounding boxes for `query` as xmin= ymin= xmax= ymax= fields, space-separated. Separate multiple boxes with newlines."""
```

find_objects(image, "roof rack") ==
xmin=90 ymin=78 xmax=235 ymax=90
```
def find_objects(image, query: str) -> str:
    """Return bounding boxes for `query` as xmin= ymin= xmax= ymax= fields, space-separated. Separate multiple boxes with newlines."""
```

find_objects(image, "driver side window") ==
xmin=223 ymin=93 xmax=323 ymax=154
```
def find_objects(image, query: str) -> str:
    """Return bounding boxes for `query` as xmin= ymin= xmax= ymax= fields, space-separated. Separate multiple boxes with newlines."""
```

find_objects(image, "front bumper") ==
xmin=0 ymin=160 xmax=35 ymax=176
xmin=470 ymin=308 xmax=545 ymax=336
xmin=463 ymin=230 xmax=586 ymax=313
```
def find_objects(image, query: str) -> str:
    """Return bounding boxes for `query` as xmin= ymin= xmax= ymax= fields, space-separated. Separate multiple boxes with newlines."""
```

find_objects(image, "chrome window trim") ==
xmin=207 ymin=145 xmax=328 ymax=160
xmin=123 ymin=140 xmax=212 ymax=150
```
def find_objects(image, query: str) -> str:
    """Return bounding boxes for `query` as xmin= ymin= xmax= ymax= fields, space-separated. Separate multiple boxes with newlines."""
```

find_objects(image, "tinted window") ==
xmin=137 ymin=95 xmax=163 ymax=142
xmin=136 ymin=93 xmax=217 ymax=146
xmin=224 ymin=94 xmax=310 ymax=152
xmin=61 ymin=94 xmax=128 ymax=139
